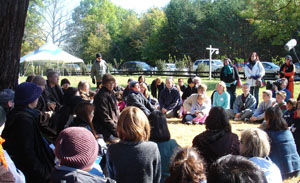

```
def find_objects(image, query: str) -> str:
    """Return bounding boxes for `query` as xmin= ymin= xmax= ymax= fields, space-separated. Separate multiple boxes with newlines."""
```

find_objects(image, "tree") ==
xmin=0 ymin=0 xmax=29 ymax=90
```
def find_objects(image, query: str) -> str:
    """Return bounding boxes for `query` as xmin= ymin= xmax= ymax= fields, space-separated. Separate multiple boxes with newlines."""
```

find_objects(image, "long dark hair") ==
xmin=265 ymin=106 xmax=288 ymax=131
xmin=205 ymin=107 xmax=231 ymax=132
xmin=248 ymin=52 xmax=260 ymax=62
xmin=148 ymin=110 xmax=171 ymax=142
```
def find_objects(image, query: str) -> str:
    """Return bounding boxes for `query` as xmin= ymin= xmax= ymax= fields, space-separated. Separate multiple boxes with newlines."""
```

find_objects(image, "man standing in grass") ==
xmin=91 ymin=53 xmax=109 ymax=88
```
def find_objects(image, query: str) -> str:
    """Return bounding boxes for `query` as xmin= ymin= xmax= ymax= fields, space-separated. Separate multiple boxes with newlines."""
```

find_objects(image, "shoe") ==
xmin=193 ymin=121 xmax=200 ymax=125
xmin=244 ymin=118 xmax=249 ymax=122
xmin=234 ymin=118 xmax=241 ymax=121
xmin=186 ymin=121 xmax=192 ymax=125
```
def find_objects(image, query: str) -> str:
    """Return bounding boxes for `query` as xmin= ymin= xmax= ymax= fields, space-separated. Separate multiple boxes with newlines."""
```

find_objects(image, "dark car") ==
xmin=118 ymin=61 xmax=154 ymax=74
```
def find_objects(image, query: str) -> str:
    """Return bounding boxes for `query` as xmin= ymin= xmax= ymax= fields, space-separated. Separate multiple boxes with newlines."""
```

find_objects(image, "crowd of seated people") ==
xmin=0 ymin=63 xmax=300 ymax=183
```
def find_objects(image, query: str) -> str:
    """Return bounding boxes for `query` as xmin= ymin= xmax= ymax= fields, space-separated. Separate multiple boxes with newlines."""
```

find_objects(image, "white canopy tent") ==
xmin=20 ymin=42 xmax=84 ymax=75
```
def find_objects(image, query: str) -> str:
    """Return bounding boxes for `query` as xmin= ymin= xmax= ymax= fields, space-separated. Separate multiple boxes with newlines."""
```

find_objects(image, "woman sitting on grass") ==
xmin=149 ymin=111 xmax=180 ymax=183
xmin=212 ymin=81 xmax=230 ymax=109
xmin=192 ymin=106 xmax=240 ymax=168
xmin=264 ymin=106 xmax=300 ymax=180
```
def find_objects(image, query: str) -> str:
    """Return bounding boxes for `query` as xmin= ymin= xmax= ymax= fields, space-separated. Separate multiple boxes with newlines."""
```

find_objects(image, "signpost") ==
xmin=206 ymin=45 xmax=219 ymax=80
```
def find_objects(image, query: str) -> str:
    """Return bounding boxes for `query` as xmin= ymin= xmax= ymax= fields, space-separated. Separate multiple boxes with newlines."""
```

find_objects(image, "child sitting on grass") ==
xmin=184 ymin=94 xmax=210 ymax=125
xmin=283 ymin=98 xmax=297 ymax=126
xmin=275 ymin=91 xmax=287 ymax=113
xmin=250 ymin=90 xmax=275 ymax=123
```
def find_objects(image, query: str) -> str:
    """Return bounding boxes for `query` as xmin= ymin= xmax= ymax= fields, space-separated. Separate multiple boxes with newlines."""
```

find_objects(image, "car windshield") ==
xmin=214 ymin=60 xmax=223 ymax=65
xmin=167 ymin=64 xmax=176 ymax=68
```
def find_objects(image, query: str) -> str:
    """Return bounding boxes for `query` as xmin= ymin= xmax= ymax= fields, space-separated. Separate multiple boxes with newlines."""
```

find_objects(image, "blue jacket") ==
xmin=266 ymin=130 xmax=300 ymax=176
xmin=159 ymin=87 xmax=181 ymax=111
xmin=233 ymin=93 xmax=256 ymax=114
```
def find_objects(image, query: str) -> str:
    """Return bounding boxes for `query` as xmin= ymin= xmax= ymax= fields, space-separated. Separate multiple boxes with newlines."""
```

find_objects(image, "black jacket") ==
xmin=220 ymin=66 xmax=239 ymax=83
xmin=127 ymin=90 xmax=155 ymax=116
xmin=182 ymin=86 xmax=197 ymax=101
xmin=93 ymin=87 xmax=119 ymax=140
xmin=2 ymin=106 xmax=55 ymax=183
xmin=151 ymin=80 xmax=165 ymax=99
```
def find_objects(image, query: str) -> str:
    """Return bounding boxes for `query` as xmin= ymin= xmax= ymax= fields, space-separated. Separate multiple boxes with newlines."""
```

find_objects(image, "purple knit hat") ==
xmin=14 ymin=82 xmax=42 ymax=105
xmin=55 ymin=127 xmax=98 ymax=170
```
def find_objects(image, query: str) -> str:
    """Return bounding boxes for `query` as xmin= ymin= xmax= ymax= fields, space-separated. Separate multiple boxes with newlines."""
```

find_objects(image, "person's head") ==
xmin=32 ymin=75 xmax=46 ymax=91
xmin=280 ymin=78 xmax=288 ymax=89
xmin=207 ymin=155 xmax=267 ymax=183
xmin=262 ymin=90 xmax=272 ymax=102
xmin=78 ymin=80 xmax=90 ymax=93
xmin=166 ymin=148 xmax=206 ymax=183
xmin=127 ymin=78 xmax=133 ymax=85
xmin=223 ymin=58 xmax=233 ymax=66
xmin=149 ymin=110 xmax=170 ymax=142
xmin=178 ymin=78 xmax=184 ymax=87
xmin=187 ymin=77 xmax=195 ymax=88
xmin=0 ymin=89 xmax=15 ymax=111
xmin=47 ymin=71 xmax=59 ymax=86
xmin=96 ymin=53 xmax=102 ymax=61
xmin=102 ymin=74 xmax=116 ymax=91
xmin=242 ymin=83 xmax=250 ymax=96
xmin=197 ymin=94 xmax=205 ymax=105
xmin=166 ymin=77 xmax=174 ymax=89
xmin=205 ymin=106 xmax=231 ymax=132
xmin=193 ymin=77 xmax=201 ymax=87
xmin=117 ymin=106 xmax=150 ymax=142
xmin=249 ymin=52 xmax=260 ymax=62
xmin=155 ymin=78 xmax=162 ymax=86
xmin=130 ymin=81 xmax=140 ymax=92
xmin=55 ymin=127 xmax=98 ymax=171
xmin=286 ymin=98 xmax=297 ymax=110
xmin=63 ymin=87 xmax=80 ymax=105
xmin=217 ymin=81 xmax=226 ymax=93
xmin=197 ymin=84 xmax=207 ymax=94
xmin=240 ymin=128 xmax=270 ymax=158
xmin=74 ymin=101 xmax=95 ymax=123
xmin=14 ymin=82 xmax=42 ymax=109
xmin=265 ymin=106 xmax=288 ymax=131
xmin=140 ymin=83 xmax=149 ymax=98
xmin=275 ymin=91 xmax=286 ymax=103
xmin=285 ymin=55 xmax=293 ymax=65
xmin=26 ymin=74 xmax=36 ymax=82
xmin=60 ymin=78 xmax=71 ymax=90
xmin=138 ymin=75 xmax=145 ymax=83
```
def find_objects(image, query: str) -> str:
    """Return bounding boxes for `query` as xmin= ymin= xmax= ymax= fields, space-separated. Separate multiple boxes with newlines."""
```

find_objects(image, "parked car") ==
xmin=193 ymin=59 xmax=223 ymax=72
xmin=261 ymin=61 xmax=280 ymax=74
xmin=165 ymin=63 xmax=177 ymax=71
xmin=63 ymin=63 xmax=81 ymax=75
xmin=118 ymin=61 xmax=154 ymax=74
xmin=294 ymin=62 xmax=300 ymax=74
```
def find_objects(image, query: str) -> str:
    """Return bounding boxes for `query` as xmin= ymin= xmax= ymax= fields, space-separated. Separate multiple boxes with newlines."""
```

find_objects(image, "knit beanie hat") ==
xmin=14 ymin=82 xmax=42 ymax=106
xmin=55 ymin=127 xmax=98 ymax=170
xmin=96 ymin=53 xmax=102 ymax=58
xmin=102 ymin=74 xmax=116 ymax=85
xmin=129 ymin=81 xmax=138 ymax=88
xmin=0 ymin=89 xmax=14 ymax=104
xmin=60 ymin=78 xmax=71 ymax=87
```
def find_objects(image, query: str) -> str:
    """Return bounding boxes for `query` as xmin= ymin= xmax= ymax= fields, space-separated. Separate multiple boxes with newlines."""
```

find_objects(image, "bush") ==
xmin=155 ymin=59 xmax=166 ymax=74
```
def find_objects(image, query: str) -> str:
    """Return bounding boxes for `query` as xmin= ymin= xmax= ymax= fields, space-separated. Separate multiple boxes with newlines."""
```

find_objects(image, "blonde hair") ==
xmin=276 ymin=91 xmax=286 ymax=98
xmin=140 ymin=83 xmax=150 ymax=99
xmin=78 ymin=80 xmax=89 ymax=92
xmin=117 ymin=107 xmax=150 ymax=142
xmin=218 ymin=81 xmax=227 ymax=91
xmin=240 ymin=128 xmax=270 ymax=158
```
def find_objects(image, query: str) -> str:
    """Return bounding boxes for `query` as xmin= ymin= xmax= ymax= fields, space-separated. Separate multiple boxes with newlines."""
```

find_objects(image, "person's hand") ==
xmin=47 ymin=102 xmax=56 ymax=111
xmin=235 ymin=113 xmax=241 ymax=118
xmin=195 ymin=110 xmax=200 ymax=114
xmin=250 ymin=116 xmax=257 ymax=121
xmin=92 ymin=78 xmax=95 ymax=84
xmin=162 ymin=108 xmax=167 ymax=114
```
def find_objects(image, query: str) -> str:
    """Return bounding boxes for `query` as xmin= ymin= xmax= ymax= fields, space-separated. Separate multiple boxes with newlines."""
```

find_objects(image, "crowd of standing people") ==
xmin=0 ymin=52 xmax=299 ymax=182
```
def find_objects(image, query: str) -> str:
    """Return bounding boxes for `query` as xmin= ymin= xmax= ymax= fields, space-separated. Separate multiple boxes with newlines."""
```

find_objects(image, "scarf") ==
xmin=224 ymin=65 xmax=233 ymax=76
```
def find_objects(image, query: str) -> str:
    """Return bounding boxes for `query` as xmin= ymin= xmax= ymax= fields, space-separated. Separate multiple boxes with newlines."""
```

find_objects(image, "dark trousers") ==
xmin=227 ymin=83 xmax=237 ymax=109
xmin=250 ymin=86 xmax=259 ymax=109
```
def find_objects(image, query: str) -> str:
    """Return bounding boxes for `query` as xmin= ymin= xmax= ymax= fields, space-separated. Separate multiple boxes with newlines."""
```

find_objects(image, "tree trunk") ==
xmin=0 ymin=0 xmax=29 ymax=90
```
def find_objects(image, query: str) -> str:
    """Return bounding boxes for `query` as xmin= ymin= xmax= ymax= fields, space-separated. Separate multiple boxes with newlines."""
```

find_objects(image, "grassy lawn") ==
xmin=19 ymin=75 xmax=300 ymax=182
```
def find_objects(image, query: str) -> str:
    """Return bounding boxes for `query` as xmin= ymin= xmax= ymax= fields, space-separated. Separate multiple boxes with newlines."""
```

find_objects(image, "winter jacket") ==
xmin=190 ymin=102 xmax=210 ymax=116
xmin=93 ymin=86 xmax=119 ymax=140
xmin=159 ymin=87 xmax=181 ymax=111
xmin=233 ymin=93 xmax=256 ymax=114
xmin=183 ymin=93 xmax=211 ymax=112
xmin=126 ymin=90 xmax=155 ymax=116
xmin=182 ymin=86 xmax=197 ymax=101
xmin=283 ymin=109 xmax=295 ymax=126
xmin=244 ymin=61 xmax=265 ymax=87
xmin=51 ymin=165 xmax=115 ymax=183
xmin=2 ymin=106 xmax=55 ymax=183
xmin=46 ymin=80 xmax=64 ymax=111
xmin=107 ymin=141 xmax=161 ymax=183
xmin=151 ymin=80 xmax=165 ymax=100
xmin=253 ymin=98 xmax=276 ymax=120
xmin=192 ymin=129 xmax=240 ymax=168
xmin=91 ymin=59 xmax=109 ymax=82
xmin=220 ymin=65 xmax=239 ymax=84
xmin=266 ymin=129 xmax=300 ymax=176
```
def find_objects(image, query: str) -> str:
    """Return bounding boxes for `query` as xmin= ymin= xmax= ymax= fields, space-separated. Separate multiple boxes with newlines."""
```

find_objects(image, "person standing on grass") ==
xmin=279 ymin=55 xmax=296 ymax=98
xmin=244 ymin=52 xmax=265 ymax=108
xmin=226 ymin=83 xmax=256 ymax=121
xmin=220 ymin=58 xmax=239 ymax=109
xmin=91 ymin=53 xmax=109 ymax=88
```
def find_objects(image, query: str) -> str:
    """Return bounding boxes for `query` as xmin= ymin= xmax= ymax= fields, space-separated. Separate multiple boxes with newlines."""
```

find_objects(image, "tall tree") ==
xmin=0 ymin=0 xmax=29 ymax=90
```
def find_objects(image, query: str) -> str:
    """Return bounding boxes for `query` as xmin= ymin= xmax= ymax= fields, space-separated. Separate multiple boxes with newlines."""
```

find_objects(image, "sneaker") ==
xmin=234 ymin=117 xmax=241 ymax=121
xmin=186 ymin=121 xmax=192 ymax=125
xmin=193 ymin=121 xmax=200 ymax=125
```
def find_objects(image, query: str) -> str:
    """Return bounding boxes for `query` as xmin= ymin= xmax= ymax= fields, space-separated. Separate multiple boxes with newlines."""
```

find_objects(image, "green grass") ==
xmin=19 ymin=75 xmax=300 ymax=182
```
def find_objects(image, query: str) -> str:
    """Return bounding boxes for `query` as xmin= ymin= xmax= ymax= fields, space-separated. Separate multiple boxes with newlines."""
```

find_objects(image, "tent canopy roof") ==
xmin=20 ymin=42 xmax=84 ymax=64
